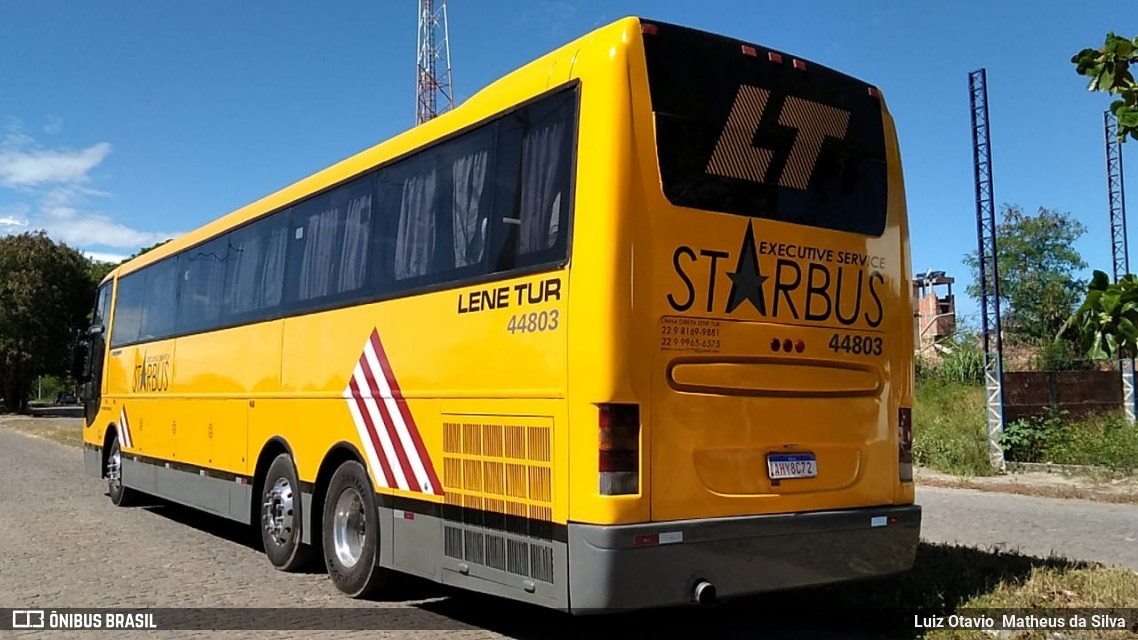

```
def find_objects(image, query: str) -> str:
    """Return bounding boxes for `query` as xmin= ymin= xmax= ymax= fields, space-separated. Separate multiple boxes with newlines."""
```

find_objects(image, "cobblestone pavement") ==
xmin=2 ymin=425 xmax=1135 ymax=640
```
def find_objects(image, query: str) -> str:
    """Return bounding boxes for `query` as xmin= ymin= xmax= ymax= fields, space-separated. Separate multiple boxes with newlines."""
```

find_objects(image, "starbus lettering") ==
xmin=666 ymin=220 xmax=885 ymax=327
xmin=132 ymin=352 xmax=171 ymax=393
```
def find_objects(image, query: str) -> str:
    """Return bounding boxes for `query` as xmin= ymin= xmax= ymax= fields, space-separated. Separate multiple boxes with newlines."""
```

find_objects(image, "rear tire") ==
xmin=260 ymin=453 xmax=314 ymax=571
xmin=106 ymin=432 xmax=137 ymax=507
xmin=322 ymin=460 xmax=389 ymax=598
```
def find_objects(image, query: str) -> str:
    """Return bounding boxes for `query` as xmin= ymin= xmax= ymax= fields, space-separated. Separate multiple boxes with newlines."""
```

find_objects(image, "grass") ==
xmin=913 ymin=381 xmax=993 ymax=476
xmin=1045 ymin=412 xmax=1138 ymax=472
xmin=0 ymin=415 xmax=84 ymax=447
xmin=921 ymin=563 xmax=1138 ymax=640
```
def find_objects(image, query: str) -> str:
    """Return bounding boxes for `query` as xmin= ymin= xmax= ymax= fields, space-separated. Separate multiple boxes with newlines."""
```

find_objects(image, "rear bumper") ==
xmin=567 ymin=503 xmax=920 ymax=612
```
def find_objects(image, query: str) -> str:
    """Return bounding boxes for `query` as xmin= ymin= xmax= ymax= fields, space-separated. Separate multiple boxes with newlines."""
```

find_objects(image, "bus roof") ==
xmin=110 ymin=16 xmax=643 ymax=281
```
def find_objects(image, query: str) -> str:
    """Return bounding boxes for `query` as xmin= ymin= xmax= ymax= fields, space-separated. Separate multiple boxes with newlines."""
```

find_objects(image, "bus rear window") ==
xmin=641 ymin=21 xmax=888 ymax=236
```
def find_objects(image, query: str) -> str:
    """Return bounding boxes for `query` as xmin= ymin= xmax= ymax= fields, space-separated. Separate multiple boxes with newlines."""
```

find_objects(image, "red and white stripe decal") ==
xmin=118 ymin=406 xmax=134 ymax=449
xmin=342 ymin=329 xmax=443 ymax=496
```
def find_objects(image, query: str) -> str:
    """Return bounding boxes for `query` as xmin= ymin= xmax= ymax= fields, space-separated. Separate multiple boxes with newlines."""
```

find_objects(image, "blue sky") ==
xmin=1 ymin=1 xmax=1135 ymax=324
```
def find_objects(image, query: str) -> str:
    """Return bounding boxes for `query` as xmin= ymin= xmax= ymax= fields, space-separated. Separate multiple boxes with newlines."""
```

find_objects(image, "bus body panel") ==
xmin=78 ymin=15 xmax=918 ymax=614
xmin=624 ymin=20 xmax=914 ymax=522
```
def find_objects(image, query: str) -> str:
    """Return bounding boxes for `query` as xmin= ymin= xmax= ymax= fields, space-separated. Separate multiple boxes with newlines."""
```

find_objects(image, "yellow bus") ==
xmin=76 ymin=16 xmax=919 ymax=612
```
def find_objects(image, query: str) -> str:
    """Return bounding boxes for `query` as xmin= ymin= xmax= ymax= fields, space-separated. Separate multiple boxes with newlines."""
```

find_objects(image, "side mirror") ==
xmin=71 ymin=342 xmax=87 ymax=382
xmin=87 ymin=324 xmax=105 ymax=338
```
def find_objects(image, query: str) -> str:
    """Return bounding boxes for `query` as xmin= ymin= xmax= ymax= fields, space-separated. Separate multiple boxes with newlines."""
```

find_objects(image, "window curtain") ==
xmin=452 ymin=149 xmax=489 ymax=268
xmin=394 ymin=168 xmax=438 ymax=279
xmin=518 ymin=119 xmax=566 ymax=254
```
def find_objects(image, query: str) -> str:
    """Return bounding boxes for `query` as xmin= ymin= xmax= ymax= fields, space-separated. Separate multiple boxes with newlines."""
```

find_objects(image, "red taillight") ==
xmin=898 ymin=407 xmax=913 ymax=482
xmin=782 ymin=338 xmax=793 ymax=352
xmin=741 ymin=44 xmax=757 ymax=57
xmin=599 ymin=403 xmax=639 ymax=495
xmin=770 ymin=338 xmax=781 ymax=352
xmin=794 ymin=339 xmax=805 ymax=353
xmin=641 ymin=23 xmax=657 ymax=35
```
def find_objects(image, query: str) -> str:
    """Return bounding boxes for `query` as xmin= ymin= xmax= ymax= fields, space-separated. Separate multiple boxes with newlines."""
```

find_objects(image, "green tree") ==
xmin=88 ymin=259 xmax=117 ymax=286
xmin=1070 ymin=32 xmax=1138 ymax=358
xmin=1062 ymin=270 xmax=1138 ymax=360
xmin=124 ymin=239 xmax=172 ymax=262
xmin=0 ymin=232 xmax=97 ymax=413
xmin=1072 ymin=32 xmax=1138 ymax=141
xmin=963 ymin=204 xmax=1088 ymax=347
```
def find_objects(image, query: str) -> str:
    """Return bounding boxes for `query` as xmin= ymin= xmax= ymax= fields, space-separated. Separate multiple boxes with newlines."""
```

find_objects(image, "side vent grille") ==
xmin=440 ymin=415 xmax=556 ymax=584
xmin=444 ymin=525 xmax=463 ymax=559
xmin=530 ymin=544 xmax=554 ymax=583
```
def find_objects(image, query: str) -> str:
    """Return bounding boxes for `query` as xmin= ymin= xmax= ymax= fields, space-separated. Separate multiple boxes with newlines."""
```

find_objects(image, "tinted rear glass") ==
xmin=641 ymin=20 xmax=888 ymax=236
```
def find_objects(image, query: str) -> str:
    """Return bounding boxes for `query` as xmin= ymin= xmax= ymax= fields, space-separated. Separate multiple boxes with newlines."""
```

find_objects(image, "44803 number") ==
xmin=507 ymin=310 xmax=559 ymax=334
xmin=828 ymin=333 xmax=883 ymax=356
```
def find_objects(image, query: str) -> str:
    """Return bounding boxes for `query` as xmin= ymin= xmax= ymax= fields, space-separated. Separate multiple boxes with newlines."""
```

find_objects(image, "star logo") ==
xmin=725 ymin=219 xmax=768 ymax=315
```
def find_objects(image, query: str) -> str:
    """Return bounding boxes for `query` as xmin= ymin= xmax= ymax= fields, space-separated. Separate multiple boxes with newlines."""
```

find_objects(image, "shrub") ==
xmin=913 ymin=382 xmax=993 ymax=475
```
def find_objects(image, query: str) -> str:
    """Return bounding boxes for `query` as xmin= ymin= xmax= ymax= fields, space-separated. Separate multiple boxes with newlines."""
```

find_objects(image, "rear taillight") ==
xmin=898 ymin=407 xmax=913 ymax=482
xmin=599 ymin=403 xmax=639 ymax=495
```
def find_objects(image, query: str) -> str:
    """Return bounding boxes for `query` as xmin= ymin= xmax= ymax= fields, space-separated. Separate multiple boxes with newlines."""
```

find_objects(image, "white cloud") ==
xmin=0 ymin=119 xmax=182 ymax=253
xmin=0 ymin=141 xmax=111 ymax=188
xmin=82 ymin=250 xmax=129 ymax=264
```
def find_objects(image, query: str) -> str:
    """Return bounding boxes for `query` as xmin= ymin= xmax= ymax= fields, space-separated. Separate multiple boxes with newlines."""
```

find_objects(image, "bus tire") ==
xmin=107 ymin=431 xmax=137 ymax=507
xmin=260 ymin=453 xmax=313 ymax=571
xmin=322 ymin=460 xmax=388 ymax=598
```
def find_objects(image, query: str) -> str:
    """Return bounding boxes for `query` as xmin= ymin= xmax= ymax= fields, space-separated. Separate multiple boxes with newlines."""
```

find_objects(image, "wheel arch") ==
xmin=100 ymin=422 xmax=119 ymax=478
xmin=249 ymin=436 xmax=296 ymax=527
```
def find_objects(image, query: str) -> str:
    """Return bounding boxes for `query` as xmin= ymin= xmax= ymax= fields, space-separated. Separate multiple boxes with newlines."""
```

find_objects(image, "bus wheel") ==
xmin=260 ymin=453 xmax=313 ymax=571
xmin=322 ymin=460 xmax=389 ymax=598
xmin=107 ymin=432 xmax=137 ymax=507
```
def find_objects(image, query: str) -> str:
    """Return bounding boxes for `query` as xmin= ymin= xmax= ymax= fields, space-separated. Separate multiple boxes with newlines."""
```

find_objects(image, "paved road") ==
xmin=916 ymin=485 xmax=1138 ymax=570
xmin=1 ymin=427 xmax=1136 ymax=639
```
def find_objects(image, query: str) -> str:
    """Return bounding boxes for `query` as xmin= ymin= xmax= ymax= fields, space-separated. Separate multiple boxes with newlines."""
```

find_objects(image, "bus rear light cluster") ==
xmin=898 ymin=407 xmax=913 ymax=482
xmin=769 ymin=338 xmax=806 ymax=353
xmin=598 ymin=403 xmax=639 ymax=495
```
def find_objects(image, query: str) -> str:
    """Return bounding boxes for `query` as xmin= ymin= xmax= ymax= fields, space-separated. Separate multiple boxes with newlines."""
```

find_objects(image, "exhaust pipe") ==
xmin=691 ymin=579 xmax=716 ymax=606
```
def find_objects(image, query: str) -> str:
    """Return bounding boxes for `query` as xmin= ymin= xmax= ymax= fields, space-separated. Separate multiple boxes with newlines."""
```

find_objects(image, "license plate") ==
xmin=767 ymin=453 xmax=817 ymax=480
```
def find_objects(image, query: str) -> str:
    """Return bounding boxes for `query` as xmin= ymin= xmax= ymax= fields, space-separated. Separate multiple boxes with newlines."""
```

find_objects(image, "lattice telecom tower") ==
xmin=1105 ymin=109 xmax=1136 ymax=421
xmin=968 ymin=68 xmax=1006 ymax=470
xmin=415 ymin=0 xmax=454 ymax=126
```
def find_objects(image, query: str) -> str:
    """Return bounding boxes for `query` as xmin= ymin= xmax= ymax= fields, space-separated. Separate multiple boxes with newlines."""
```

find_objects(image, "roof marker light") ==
xmin=741 ymin=44 xmax=757 ymax=57
xmin=868 ymin=86 xmax=880 ymax=97
xmin=792 ymin=58 xmax=806 ymax=70
xmin=768 ymin=51 xmax=783 ymax=63
xmin=641 ymin=23 xmax=657 ymax=35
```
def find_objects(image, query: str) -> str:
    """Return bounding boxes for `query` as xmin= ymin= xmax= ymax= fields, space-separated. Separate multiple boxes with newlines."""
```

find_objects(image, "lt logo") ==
xmin=705 ymin=85 xmax=850 ymax=190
